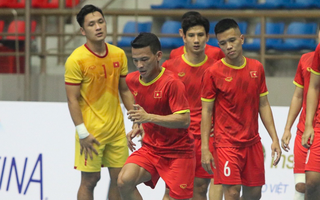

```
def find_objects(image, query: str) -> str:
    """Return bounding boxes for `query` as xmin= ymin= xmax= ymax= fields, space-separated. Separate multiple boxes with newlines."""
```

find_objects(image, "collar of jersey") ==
xmin=222 ymin=56 xmax=246 ymax=69
xmin=182 ymin=54 xmax=208 ymax=67
xmin=84 ymin=43 xmax=108 ymax=58
xmin=139 ymin=67 xmax=165 ymax=86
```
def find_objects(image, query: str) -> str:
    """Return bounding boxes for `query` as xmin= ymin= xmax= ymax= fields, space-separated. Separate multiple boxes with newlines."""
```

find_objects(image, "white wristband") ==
xmin=76 ymin=123 xmax=90 ymax=139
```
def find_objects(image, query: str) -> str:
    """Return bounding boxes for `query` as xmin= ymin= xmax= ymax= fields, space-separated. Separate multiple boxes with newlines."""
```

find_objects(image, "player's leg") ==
xmin=193 ymin=177 xmax=210 ymax=200
xmin=74 ymin=140 xmax=104 ymax=200
xmin=293 ymin=132 xmax=308 ymax=200
xmin=305 ymin=171 xmax=320 ymax=200
xmin=240 ymin=142 xmax=264 ymax=200
xmin=104 ymin=137 xmax=129 ymax=200
xmin=208 ymin=179 xmax=223 ymax=200
xmin=163 ymin=187 xmax=170 ymax=200
xmin=222 ymin=184 xmax=241 ymax=200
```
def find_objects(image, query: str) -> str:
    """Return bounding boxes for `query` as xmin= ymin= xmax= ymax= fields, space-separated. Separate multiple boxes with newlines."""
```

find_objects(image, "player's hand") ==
xmin=281 ymin=129 xmax=292 ymax=152
xmin=271 ymin=140 xmax=282 ymax=166
xmin=302 ymin=125 xmax=314 ymax=148
xmin=201 ymin=148 xmax=215 ymax=174
xmin=127 ymin=123 xmax=144 ymax=151
xmin=127 ymin=104 xmax=150 ymax=123
xmin=79 ymin=134 xmax=100 ymax=160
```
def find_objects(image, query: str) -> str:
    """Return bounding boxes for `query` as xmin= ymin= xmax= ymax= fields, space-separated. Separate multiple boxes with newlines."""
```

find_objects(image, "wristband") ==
xmin=76 ymin=123 xmax=90 ymax=139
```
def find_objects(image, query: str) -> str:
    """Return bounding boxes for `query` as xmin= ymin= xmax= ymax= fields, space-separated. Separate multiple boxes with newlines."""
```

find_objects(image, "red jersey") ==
xmin=294 ymin=52 xmax=319 ymax=134
xmin=201 ymin=57 xmax=268 ymax=147
xmin=126 ymin=68 xmax=194 ymax=158
xmin=162 ymin=55 xmax=217 ymax=136
xmin=169 ymin=45 xmax=225 ymax=60
xmin=311 ymin=44 xmax=320 ymax=128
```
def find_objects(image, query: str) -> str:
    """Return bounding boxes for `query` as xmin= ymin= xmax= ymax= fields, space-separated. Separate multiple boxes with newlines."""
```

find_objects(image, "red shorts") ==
xmin=194 ymin=135 xmax=215 ymax=179
xmin=305 ymin=129 xmax=320 ymax=173
xmin=294 ymin=130 xmax=308 ymax=174
xmin=213 ymin=142 xmax=265 ymax=186
xmin=125 ymin=146 xmax=196 ymax=199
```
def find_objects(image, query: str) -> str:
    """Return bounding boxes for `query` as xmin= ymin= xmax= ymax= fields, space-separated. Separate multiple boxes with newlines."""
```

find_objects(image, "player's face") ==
xmin=217 ymin=28 xmax=244 ymax=64
xmin=183 ymin=25 xmax=208 ymax=55
xmin=80 ymin=11 xmax=107 ymax=43
xmin=132 ymin=46 xmax=162 ymax=83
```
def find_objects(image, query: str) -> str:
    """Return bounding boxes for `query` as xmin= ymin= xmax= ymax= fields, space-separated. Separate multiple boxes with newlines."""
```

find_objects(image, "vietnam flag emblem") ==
xmin=250 ymin=71 xmax=258 ymax=78
xmin=113 ymin=62 xmax=120 ymax=68
xmin=154 ymin=91 xmax=162 ymax=98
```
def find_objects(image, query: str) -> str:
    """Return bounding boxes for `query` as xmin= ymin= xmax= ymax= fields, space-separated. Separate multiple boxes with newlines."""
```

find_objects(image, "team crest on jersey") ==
xmin=113 ymin=62 xmax=120 ymax=68
xmin=178 ymin=72 xmax=185 ymax=77
xmin=180 ymin=184 xmax=187 ymax=189
xmin=225 ymin=77 xmax=232 ymax=82
xmin=250 ymin=71 xmax=258 ymax=78
xmin=154 ymin=91 xmax=162 ymax=98
xmin=133 ymin=91 xmax=138 ymax=96
xmin=307 ymin=67 xmax=311 ymax=72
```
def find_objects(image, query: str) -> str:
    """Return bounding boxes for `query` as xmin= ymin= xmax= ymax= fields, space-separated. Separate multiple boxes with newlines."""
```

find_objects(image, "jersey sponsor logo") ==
xmin=225 ymin=77 xmax=232 ymax=82
xmin=180 ymin=184 xmax=187 ymax=189
xmin=250 ymin=71 xmax=258 ymax=78
xmin=154 ymin=91 xmax=162 ymax=98
xmin=113 ymin=62 xmax=120 ymax=68
xmin=133 ymin=91 xmax=138 ymax=96
xmin=307 ymin=67 xmax=311 ymax=72
xmin=178 ymin=72 xmax=185 ymax=77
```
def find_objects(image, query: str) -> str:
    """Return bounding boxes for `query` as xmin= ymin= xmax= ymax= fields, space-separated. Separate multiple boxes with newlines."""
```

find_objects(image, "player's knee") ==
xmin=295 ymin=182 xmax=305 ymax=193
xmin=117 ymin=170 xmax=134 ymax=191
xmin=81 ymin=173 xmax=100 ymax=190
xmin=193 ymin=182 xmax=209 ymax=196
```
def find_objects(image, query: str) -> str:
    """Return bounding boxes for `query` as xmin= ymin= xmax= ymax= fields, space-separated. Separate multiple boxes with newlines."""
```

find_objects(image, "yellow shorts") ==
xmin=74 ymin=136 xmax=129 ymax=172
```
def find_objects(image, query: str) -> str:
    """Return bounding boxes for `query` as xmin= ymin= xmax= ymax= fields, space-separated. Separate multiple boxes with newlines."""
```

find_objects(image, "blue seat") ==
xmin=151 ymin=0 xmax=191 ymax=9
xmin=184 ymin=0 xmax=224 ymax=9
xmin=254 ymin=0 xmax=292 ymax=9
xmin=159 ymin=21 xmax=183 ymax=49
xmin=243 ymin=22 xmax=285 ymax=51
xmin=117 ymin=21 xmax=152 ymax=47
xmin=284 ymin=0 xmax=320 ymax=9
xmin=272 ymin=22 xmax=318 ymax=51
xmin=218 ymin=0 xmax=257 ymax=9
xmin=208 ymin=21 xmax=248 ymax=47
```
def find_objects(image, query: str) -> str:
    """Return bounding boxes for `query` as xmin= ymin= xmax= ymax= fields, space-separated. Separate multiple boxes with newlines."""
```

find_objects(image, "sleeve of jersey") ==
xmin=201 ymin=68 xmax=216 ymax=102
xmin=293 ymin=59 xmax=304 ymax=88
xmin=168 ymin=79 xmax=190 ymax=114
xmin=311 ymin=44 xmax=320 ymax=75
xmin=65 ymin=56 xmax=82 ymax=85
xmin=259 ymin=64 xmax=269 ymax=97
xmin=120 ymin=51 xmax=128 ymax=77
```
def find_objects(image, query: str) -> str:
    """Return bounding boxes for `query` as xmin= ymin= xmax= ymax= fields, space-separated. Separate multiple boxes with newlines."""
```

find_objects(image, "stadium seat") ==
xmin=5 ymin=0 xmax=25 ymax=8
xmin=254 ymin=0 xmax=292 ymax=9
xmin=242 ymin=22 xmax=285 ymax=51
xmin=0 ymin=45 xmax=25 ymax=74
xmin=218 ymin=0 xmax=257 ymax=9
xmin=151 ymin=0 xmax=191 ymax=9
xmin=272 ymin=22 xmax=318 ymax=51
xmin=0 ymin=21 xmax=4 ymax=40
xmin=32 ymin=0 xmax=59 ymax=8
xmin=65 ymin=0 xmax=80 ymax=8
xmin=0 ymin=0 xmax=7 ymax=7
xmin=284 ymin=0 xmax=320 ymax=9
xmin=159 ymin=21 xmax=183 ymax=49
xmin=117 ymin=21 xmax=152 ymax=47
xmin=184 ymin=0 xmax=224 ymax=9
xmin=6 ymin=20 xmax=37 ymax=40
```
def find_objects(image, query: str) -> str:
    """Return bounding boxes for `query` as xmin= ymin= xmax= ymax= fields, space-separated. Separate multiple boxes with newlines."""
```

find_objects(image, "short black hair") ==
xmin=182 ymin=14 xmax=210 ymax=35
xmin=181 ymin=11 xmax=201 ymax=21
xmin=131 ymin=32 xmax=161 ymax=54
xmin=214 ymin=18 xmax=239 ymax=35
xmin=77 ymin=4 xmax=104 ymax=27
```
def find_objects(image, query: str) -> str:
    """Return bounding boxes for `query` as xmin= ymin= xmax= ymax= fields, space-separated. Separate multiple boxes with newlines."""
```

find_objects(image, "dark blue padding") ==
xmin=272 ymin=22 xmax=318 ymax=51
xmin=117 ymin=21 xmax=152 ymax=47
xmin=254 ymin=0 xmax=293 ymax=9
xmin=284 ymin=0 xmax=320 ymax=9
xmin=160 ymin=21 xmax=184 ymax=49
xmin=151 ymin=0 xmax=192 ymax=9
xmin=218 ymin=0 xmax=257 ymax=9
xmin=184 ymin=0 xmax=224 ymax=9
xmin=243 ymin=22 xmax=285 ymax=51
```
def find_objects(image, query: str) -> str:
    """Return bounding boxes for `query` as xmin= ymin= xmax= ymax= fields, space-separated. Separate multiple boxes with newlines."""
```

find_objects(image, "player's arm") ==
xmin=65 ymin=84 xmax=100 ymax=160
xmin=127 ymin=104 xmax=190 ymax=129
xmin=281 ymin=86 xmax=303 ymax=151
xmin=303 ymin=72 xmax=320 ymax=147
xmin=259 ymin=95 xmax=282 ymax=166
xmin=119 ymin=77 xmax=134 ymax=111
xmin=201 ymin=100 xmax=215 ymax=174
